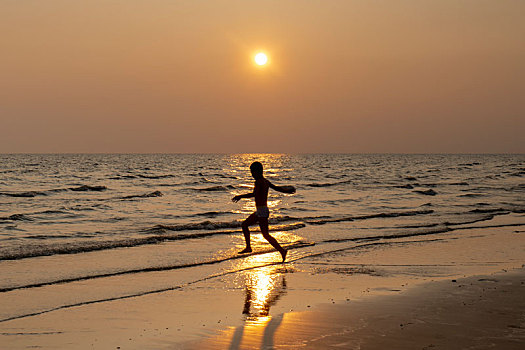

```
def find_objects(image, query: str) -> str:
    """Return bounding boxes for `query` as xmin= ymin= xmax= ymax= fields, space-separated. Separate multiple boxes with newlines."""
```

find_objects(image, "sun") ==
xmin=254 ymin=52 xmax=268 ymax=66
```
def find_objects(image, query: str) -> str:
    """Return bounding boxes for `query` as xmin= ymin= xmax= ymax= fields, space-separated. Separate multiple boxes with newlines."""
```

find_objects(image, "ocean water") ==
xmin=1 ymin=154 xmax=524 ymax=322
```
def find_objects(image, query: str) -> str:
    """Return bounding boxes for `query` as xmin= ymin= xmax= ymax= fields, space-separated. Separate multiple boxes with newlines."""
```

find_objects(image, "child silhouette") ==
xmin=232 ymin=162 xmax=296 ymax=262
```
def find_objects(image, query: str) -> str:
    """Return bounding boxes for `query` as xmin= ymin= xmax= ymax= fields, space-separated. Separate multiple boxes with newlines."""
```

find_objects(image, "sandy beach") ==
xmin=1 ymin=218 xmax=524 ymax=349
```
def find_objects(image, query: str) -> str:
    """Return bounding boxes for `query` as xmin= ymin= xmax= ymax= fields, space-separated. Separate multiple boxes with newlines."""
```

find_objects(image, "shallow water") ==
xmin=0 ymin=154 xmax=524 ymax=323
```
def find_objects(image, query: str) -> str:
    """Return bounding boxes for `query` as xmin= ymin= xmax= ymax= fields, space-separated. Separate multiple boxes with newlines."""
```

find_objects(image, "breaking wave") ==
xmin=121 ymin=191 xmax=163 ymax=199
xmin=0 ymin=222 xmax=306 ymax=261
xmin=0 ymin=185 xmax=107 ymax=197
xmin=193 ymin=185 xmax=236 ymax=192
xmin=306 ymin=209 xmax=435 ymax=225
xmin=305 ymin=180 xmax=353 ymax=188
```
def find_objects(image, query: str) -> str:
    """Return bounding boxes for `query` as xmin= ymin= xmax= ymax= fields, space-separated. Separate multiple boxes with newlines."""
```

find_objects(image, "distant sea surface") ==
xmin=0 ymin=154 xmax=524 ymax=315
xmin=1 ymin=153 xmax=524 ymax=260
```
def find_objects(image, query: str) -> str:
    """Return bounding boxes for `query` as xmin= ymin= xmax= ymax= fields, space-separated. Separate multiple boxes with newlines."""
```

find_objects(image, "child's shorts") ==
xmin=256 ymin=206 xmax=270 ymax=218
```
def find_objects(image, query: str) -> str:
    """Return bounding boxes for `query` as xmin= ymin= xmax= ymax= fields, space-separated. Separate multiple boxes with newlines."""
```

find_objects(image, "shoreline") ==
xmin=1 ymin=223 xmax=524 ymax=349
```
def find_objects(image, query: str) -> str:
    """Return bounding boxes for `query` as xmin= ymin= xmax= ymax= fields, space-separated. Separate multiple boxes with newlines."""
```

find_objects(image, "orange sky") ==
xmin=1 ymin=1 xmax=524 ymax=153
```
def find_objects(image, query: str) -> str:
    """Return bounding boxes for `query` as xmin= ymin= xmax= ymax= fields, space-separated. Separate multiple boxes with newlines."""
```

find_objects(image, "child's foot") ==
xmin=280 ymin=249 xmax=288 ymax=262
xmin=238 ymin=248 xmax=252 ymax=254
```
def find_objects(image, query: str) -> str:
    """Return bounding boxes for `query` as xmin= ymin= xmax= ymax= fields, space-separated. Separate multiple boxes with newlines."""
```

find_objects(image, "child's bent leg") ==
xmin=259 ymin=218 xmax=287 ymax=262
xmin=239 ymin=213 xmax=258 ymax=254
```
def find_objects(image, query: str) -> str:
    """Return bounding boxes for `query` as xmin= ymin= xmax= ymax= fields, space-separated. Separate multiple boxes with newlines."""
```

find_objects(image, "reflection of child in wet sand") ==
xmin=232 ymin=162 xmax=296 ymax=262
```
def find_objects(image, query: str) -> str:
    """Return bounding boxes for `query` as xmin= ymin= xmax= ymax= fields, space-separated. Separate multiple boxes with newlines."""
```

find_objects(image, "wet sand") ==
xmin=1 ymin=222 xmax=524 ymax=349
xmin=196 ymin=268 xmax=525 ymax=349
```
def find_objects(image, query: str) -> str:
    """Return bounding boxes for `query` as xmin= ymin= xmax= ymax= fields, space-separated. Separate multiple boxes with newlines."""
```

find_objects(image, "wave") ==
xmin=215 ymin=174 xmax=238 ymax=179
xmin=509 ymin=184 xmax=525 ymax=191
xmin=305 ymin=180 xmax=352 ymax=188
xmin=306 ymin=209 xmax=434 ymax=225
xmin=194 ymin=211 xmax=231 ymax=218
xmin=320 ymin=226 xmax=451 ymax=244
xmin=68 ymin=203 xmax=111 ymax=211
xmin=0 ymin=222 xmax=306 ymax=261
xmin=416 ymin=183 xmax=437 ymax=188
xmin=414 ymin=189 xmax=437 ymax=196
xmin=394 ymin=184 xmax=414 ymax=189
xmin=69 ymin=185 xmax=107 ymax=192
xmin=24 ymin=234 xmax=78 ymax=240
xmin=458 ymin=193 xmax=484 ymax=198
xmin=165 ymin=211 xmax=232 ymax=219
xmin=443 ymin=214 xmax=498 ymax=226
xmin=37 ymin=209 xmax=70 ymax=215
xmin=2 ymin=204 xmax=521 ymax=260
xmin=0 ymin=185 xmax=107 ymax=197
xmin=0 ymin=214 xmax=33 ymax=221
xmin=464 ymin=185 xmax=518 ymax=193
xmin=136 ymin=174 xmax=175 ymax=179
xmin=148 ymin=216 xmax=300 ymax=233
xmin=109 ymin=175 xmax=137 ymax=180
xmin=121 ymin=191 xmax=163 ymax=199
xmin=3 ymin=226 xmax=24 ymax=231
xmin=468 ymin=208 xmax=510 ymax=214
xmin=317 ymin=198 xmax=362 ymax=205
xmin=193 ymin=185 xmax=235 ymax=192
xmin=0 ymin=191 xmax=51 ymax=198
xmin=0 ymin=209 xmax=74 ymax=222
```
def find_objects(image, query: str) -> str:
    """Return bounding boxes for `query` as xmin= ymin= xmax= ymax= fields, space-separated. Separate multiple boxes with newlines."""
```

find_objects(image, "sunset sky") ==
xmin=1 ymin=1 xmax=524 ymax=153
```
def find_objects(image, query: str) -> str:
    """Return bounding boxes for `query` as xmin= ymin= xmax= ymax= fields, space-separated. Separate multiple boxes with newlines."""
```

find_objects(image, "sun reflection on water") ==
xmin=227 ymin=154 xmax=294 ymax=217
xmin=242 ymin=256 xmax=287 ymax=320
xmin=227 ymin=254 xmax=289 ymax=348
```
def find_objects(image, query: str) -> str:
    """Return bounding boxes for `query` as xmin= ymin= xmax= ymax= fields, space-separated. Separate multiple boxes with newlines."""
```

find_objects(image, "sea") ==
xmin=1 ymin=154 xmax=524 ymax=323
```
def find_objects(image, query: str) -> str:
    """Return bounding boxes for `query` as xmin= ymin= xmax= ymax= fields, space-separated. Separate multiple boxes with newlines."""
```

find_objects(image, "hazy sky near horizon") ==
xmin=1 ymin=1 xmax=524 ymax=153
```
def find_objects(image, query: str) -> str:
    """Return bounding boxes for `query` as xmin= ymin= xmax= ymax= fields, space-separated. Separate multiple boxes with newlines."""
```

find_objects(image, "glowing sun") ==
xmin=254 ymin=52 xmax=268 ymax=65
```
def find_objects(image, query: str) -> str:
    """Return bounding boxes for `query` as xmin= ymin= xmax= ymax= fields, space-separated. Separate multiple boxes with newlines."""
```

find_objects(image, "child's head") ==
xmin=250 ymin=161 xmax=264 ymax=179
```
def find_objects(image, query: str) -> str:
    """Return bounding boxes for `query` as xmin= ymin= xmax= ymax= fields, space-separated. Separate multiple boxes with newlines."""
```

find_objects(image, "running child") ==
xmin=232 ymin=161 xmax=296 ymax=262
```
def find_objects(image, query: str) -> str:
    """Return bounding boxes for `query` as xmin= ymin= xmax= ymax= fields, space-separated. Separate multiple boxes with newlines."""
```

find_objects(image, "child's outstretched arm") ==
xmin=232 ymin=192 xmax=255 ymax=202
xmin=268 ymin=181 xmax=296 ymax=194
